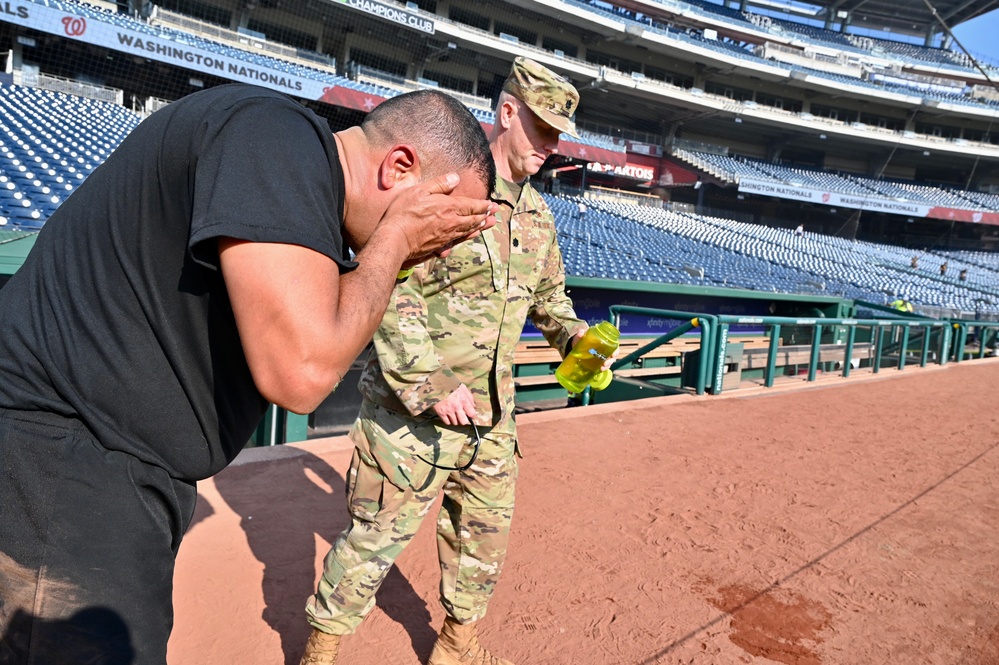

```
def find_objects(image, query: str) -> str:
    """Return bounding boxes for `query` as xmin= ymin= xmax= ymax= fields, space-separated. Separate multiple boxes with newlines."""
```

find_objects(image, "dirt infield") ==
xmin=170 ymin=360 xmax=999 ymax=665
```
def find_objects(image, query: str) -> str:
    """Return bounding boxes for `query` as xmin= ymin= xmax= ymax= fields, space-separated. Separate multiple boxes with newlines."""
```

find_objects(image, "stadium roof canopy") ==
xmin=748 ymin=0 xmax=999 ymax=40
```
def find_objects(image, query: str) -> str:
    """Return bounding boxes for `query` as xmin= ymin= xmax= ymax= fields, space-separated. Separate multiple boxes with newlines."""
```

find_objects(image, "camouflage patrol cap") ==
xmin=502 ymin=57 xmax=580 ymax=138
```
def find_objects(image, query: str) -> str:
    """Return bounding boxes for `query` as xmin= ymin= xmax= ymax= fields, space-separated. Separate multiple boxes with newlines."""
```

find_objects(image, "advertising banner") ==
xmin=335 ymin=0 xmax=435 ymax=35
xmin=586 ymin=160 xmax=656 ymax=182
xmin=737 ymin=178 xmax=999 ymax=225
xmin=318 ymin=86 xmax=386 ymax=113
xmin=558 ymin=140 xmax=627 ymax=167
xmin=5 ymin=2 xmax=335 ymax=98
xmin=657 ymin=160 xmax=699 ymax=186
xmin=584 ymin=154 xmax=700 ymax=186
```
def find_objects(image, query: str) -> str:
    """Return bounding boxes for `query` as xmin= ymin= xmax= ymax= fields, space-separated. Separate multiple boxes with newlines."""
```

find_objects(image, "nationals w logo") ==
xmin=61 ymin=15 xmax=86 ymax=37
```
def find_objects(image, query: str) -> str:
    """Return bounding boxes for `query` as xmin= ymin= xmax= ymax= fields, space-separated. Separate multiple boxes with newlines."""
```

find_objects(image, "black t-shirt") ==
xmin=0 ymin=84 xmax=356 ymax=480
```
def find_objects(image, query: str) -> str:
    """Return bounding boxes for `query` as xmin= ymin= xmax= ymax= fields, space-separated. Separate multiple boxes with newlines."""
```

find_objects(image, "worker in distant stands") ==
xmin=911 ymin=254 xmax=919 ymax=270
xmin=300 ymin=58 xmax=592 ymax=665
xmin=794 ymin=223 xmax=804 ymax=237
xmin=891 ymin=294 xmax=915 ymax=313
xmin=0 ymin=84 xmax=497 ymax=665
xmin=960 ymin=267 xmax=969 ymax=282
xmin=940 ymin=260 xmax=949 ymax=276
xmin=577 ymin=198 xmax=588 ymax=221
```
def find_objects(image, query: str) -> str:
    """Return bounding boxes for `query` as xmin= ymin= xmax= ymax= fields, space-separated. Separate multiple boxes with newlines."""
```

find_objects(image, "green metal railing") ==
xmin=608 ymin=306 xmax=718 ymax=397
xmin=260 ymin=308 xmax=999 ymax=446
xmin=598 ymin=306 xmax=965 ymax=398
xmin=709 ymin=315 xmax=952 ymax=394
xmin=948 ymin=320 xmax=999 ymax=362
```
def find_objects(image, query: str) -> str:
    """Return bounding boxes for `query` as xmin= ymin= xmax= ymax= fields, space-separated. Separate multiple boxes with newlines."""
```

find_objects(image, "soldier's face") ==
xmin=507 ymin=101 xmax=561 ymax=182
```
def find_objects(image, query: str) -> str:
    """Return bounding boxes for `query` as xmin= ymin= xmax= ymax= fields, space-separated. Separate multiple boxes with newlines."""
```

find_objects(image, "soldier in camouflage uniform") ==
xmin=300 ymin=58 xmax=588 ymax=665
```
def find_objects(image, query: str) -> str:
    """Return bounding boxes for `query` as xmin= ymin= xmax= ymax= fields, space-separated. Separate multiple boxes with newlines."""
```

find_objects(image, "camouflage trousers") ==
xmin=305 ymin=400 xmax=519 ymax=635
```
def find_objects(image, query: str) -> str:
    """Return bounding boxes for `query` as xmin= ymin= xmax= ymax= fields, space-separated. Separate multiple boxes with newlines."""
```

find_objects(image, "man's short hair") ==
xmin=362 ymin=90 xmax=495 ymax=193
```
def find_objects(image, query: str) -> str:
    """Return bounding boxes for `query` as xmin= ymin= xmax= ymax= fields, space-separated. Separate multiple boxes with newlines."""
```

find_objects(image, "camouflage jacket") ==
xmin=357 ymin=178 xmax=585 ymax=434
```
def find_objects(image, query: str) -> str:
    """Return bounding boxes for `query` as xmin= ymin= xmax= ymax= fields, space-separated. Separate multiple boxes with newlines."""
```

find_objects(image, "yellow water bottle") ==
xmin=555 ymin=321 xmax=620 ymax=393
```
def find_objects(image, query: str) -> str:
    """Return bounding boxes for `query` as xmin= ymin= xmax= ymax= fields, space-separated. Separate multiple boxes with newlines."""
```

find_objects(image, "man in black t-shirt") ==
xmin=0 ymin=84 xmax=496 ymax=665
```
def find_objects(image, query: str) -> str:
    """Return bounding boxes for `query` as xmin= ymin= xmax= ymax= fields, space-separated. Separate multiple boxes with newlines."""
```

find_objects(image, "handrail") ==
xmin=599 ymin=306 xmax=960 ymax=399
xmin=607 ymin=306 xmax=718 ymax=396
xmin=710 ymin=314 xmax=952 ymax=393
xmin=946 ymin=319 xmax=999 ymax=361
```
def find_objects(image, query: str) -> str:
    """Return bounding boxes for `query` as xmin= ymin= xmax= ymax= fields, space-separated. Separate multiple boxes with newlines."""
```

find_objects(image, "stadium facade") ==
xmin=3 ymin=0 xmax=999 ymax=246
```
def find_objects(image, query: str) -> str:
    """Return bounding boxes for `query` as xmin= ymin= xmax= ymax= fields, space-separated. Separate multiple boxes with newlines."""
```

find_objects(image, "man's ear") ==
xmin=498 ymin=99 xmax=518 ymax=130
xmin=379 ymin=144 xmax=420 ymax=190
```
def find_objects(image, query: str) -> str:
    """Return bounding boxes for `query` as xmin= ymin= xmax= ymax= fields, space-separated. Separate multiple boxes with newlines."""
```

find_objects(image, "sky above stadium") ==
xmin=952 ymin=9 xmax=999 ymax=63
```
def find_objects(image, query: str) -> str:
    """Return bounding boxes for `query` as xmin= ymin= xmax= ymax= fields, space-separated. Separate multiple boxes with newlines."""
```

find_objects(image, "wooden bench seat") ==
xmin=741 ymin=343 xmax=874 ymax=370
xmin=614 ymin=365 xmax=684 ymax=378
xmin=513 ymin=374 xmax=568 ymax=387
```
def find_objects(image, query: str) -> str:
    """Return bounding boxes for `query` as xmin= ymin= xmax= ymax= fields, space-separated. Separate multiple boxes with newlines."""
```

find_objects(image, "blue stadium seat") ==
xmin=0 ymin=82 xmax=141 ymax=229
xmin=545 ymin=193 xmax=999 ymax=315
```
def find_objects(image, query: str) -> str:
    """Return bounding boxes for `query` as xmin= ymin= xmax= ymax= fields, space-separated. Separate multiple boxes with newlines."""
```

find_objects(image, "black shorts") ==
xmin=0 ymin=409 xmax=196 ymax=665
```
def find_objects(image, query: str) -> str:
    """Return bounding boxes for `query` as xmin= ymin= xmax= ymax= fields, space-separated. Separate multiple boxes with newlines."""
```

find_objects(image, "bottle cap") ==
xmin=589 ymin=369 xmax=613 ymax=391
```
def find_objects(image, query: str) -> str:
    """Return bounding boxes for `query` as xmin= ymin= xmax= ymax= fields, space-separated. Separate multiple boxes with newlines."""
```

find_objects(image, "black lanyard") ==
xmin=417 ymin=423 xmax=481 ymax=472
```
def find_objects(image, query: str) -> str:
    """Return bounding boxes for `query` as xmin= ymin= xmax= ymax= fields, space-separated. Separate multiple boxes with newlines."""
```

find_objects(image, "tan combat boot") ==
xmin=426 ymin=617 xmax=514 ymax=665
xmin=299 ymin=628 xmax=342 ymax=665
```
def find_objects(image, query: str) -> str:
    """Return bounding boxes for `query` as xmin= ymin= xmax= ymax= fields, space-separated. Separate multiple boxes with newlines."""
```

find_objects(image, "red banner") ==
xmin=586 ymin=160 xmax=656 ymax=182
xmin=656 ymin=160 xmax=698 ymax=186
xmin=480 ymin=122 xmax=627 ymax=167
xmin=318 ymin=86 xmax=386 ymax=113
xmin=556 ymin=140 xmax=627 ymax=167
xmin=926 ymin=207 xmax=999 ymax=225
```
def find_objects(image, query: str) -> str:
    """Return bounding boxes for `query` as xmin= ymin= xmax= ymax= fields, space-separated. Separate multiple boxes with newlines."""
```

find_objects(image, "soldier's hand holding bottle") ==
xmin=557 ymin=323 xmax=621 ymax=393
